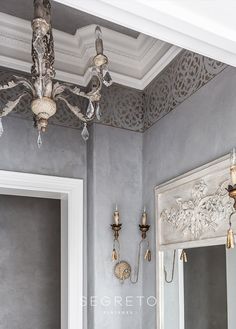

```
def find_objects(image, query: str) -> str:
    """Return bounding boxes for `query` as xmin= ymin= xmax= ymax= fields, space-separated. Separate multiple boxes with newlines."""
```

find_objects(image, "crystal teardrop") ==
xmin=0 ymin=118 xmax=3 ymax=137
xmin=86 ymin=101 xmax=95 ymax=119
xmin=96 ymin=103 xmax=101 ymax=121
xmin=37 ymin=131 xmax=42 ymax=148
xmin=103 ymin=71 xmax=113 ymax=87
xmin=81 ymin=123 xmax=89 ymax=141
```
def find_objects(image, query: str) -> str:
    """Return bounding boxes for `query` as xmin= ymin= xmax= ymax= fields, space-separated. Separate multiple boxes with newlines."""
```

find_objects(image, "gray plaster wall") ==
xmin=0 ymin=115 xmax=88 ymax=326
xmin=87 ymin=124 xmax=144 ymax=329
xmin=0 ymin=116 xmax=86 ymax=179
xmin=0 ymin=195 xmax=61 ymax=329
xmin=184 ymin=246 xmax=227 ymax=329
xmin=142 ymin=65 xmax=236 ymax=328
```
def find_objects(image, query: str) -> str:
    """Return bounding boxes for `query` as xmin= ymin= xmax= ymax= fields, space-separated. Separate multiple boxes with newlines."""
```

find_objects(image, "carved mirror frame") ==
xmin=155 ymin=154 xmax=234 ymax=329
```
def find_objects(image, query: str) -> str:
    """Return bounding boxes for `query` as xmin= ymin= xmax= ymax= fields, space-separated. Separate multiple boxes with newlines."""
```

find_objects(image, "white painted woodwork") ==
xmin=155 ymin=155 xmax=234 ymax=250
xmin=155 ymin=154 xmax=234 ymax=329
xmin=0 ymin=170 xmax=84 ymax=329
xmin=54 ymin=0 xmax=236 ymax=67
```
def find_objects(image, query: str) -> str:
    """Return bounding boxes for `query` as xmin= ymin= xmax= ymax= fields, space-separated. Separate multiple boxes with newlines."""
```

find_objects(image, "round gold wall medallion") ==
xmin=114 ymin=261 xmax=131 ymax=281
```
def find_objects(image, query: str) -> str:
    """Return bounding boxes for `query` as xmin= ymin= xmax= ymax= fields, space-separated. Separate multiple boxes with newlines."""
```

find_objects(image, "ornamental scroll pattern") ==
xmin=160 ymin=180 xmax=233 ymax=239
xmin=143 ymin=49 xmax=227 ymax=130
xmin=0 ymin=49 xmax=226 ymax=132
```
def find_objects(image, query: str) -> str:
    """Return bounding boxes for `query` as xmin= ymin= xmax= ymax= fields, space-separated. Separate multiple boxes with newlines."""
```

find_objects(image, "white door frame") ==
xmin=0 ymin=170 xmax=84 ymax=329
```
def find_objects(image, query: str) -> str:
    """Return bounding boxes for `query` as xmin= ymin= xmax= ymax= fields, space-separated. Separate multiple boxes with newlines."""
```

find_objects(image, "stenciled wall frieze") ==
xmin=0 ymin=49 xmax=227 ymax=132
xmin=144 ymin=49 xmax=227 ymax=130
xmin=0 ymin=68 xmax=144 ymax=131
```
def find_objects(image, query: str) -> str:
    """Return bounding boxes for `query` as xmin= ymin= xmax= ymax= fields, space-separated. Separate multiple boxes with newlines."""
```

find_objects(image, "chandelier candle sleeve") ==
xmin=230 ymin=148 xmax=236 ymax=185
xmin=141 ymin=207 xmax=147 ymax=225
xmin=113 ymin=205 xmax=120 ymax=225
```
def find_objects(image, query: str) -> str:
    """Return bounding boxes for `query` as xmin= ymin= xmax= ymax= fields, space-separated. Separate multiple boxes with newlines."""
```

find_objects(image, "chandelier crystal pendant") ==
xmin=0 ymin=0 xmax=112 ymax=146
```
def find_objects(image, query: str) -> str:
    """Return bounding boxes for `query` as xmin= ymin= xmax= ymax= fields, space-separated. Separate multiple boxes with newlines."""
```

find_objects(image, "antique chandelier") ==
xmin=0 ymin=0 xmax=112 ymax=146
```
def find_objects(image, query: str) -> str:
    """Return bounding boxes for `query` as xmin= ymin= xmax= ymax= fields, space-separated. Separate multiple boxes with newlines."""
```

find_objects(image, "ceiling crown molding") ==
xmin=54 ymin=0 xmax=234 ymax=68
xmin=0 ymin=12 xmax=181 ymax=90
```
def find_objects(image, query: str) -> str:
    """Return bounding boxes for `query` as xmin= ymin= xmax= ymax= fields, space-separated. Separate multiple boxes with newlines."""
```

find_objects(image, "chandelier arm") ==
xmin=0 ymin=81 xmax=19 ymax=92
xmin=62 ymin=74 xmax=103 ymax=102
xmin=85 ymin=74 xmax=103 ymax=99
xmin=0 ymin=78 xmax=34 ymax=98
xmin=13 ymin=76 xmax=35 ymax=97
xmin=57 ymin=96 xmax=94 ymax=123
xmin=52 ymin=82 xmax=66 ymax=100
xmin=0 ymin=93 xmax=28 ymax=118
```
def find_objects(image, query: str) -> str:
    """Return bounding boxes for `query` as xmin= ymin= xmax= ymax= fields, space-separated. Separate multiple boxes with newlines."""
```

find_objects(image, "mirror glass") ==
xmin=163 ymin=245 xmax=236 ymax=329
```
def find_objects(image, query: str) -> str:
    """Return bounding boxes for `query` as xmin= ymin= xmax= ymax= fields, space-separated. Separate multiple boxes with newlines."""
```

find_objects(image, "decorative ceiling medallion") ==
xmin=160 ymin=180 xmax=233 ymax=239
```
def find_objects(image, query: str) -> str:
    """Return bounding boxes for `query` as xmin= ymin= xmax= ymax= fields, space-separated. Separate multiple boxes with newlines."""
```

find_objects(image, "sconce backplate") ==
xmin=114 ymin=261 xmax=131 ymax=280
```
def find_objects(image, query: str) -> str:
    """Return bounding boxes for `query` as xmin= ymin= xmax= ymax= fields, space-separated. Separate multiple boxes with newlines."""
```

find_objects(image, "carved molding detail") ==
xmin=0 ymin=49 xmax=227 ymax=132
xmin=160 ymin=180 xmax=233 ymax=239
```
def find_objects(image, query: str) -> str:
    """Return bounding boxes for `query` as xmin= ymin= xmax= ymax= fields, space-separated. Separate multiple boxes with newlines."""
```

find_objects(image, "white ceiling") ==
xmin=53 ymin=0 xmax=235 ymax=67
xmin=0 ymin=7 xmax=180 ymax=90
xmin=0 ymin=0 xmax=139 ymax=37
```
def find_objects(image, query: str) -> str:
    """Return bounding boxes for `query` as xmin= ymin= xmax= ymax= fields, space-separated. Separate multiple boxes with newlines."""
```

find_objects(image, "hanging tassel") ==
xmin=226 ymin=213 xmax=235 ymax=249
xmin=144 ymin=249 xmax=151 ymax=262
xmin=112 ymin=248 xmax=118 ymax=261
xmin=180 ymin=249 xmax=188 ymax=263
xmin=227 ymin=228 xmax=235 ymax=249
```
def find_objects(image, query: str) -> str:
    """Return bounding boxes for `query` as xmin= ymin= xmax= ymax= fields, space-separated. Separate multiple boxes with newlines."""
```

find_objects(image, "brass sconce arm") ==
xmin=227 ymin=185 xmax=236 ymax=210
xmin=111 ymin=223 xmax=122 ymax=240
xmin=139 ymin=224 xmax=150 ymax=240
xmin=110 ymin=206 xmax=151 ymax=284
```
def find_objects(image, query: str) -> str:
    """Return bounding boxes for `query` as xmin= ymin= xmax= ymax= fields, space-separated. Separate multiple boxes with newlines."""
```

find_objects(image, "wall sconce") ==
xmin=226 ymin=148 xmax=236 ymax=249
xmin=111 ymin=205 xmax=151 ymax=284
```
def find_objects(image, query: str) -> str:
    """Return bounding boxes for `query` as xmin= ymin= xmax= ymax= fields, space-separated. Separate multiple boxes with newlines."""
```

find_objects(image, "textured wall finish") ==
xmin=87 ymin=124 xmax=144 ymax=329
xmin=142 ymin=65 xmax=236 ymax=329
xmin=0 ymin=115 xmax=86 ymax=179
xmin=0 ymin=50 xmax=226 ymax=133
xmin=0 ymin=195 xmax=60 ymax=329
xmin=144 ymin=49 xmax=227 ymax=129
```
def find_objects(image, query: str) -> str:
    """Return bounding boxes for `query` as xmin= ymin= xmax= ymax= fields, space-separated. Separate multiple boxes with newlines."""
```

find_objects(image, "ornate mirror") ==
xmin=155 ymin=155 xmax=236 ymax=329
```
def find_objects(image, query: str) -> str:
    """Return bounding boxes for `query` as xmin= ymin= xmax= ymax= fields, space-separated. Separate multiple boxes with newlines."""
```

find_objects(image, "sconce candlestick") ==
xmin=111 ymin=223 xmax=122 ymax=240
xmin=227 ymin=186 xmax=236 ymax=210
xmin=141 ymin=207 xmax=147 ymax=225
xmin=113 ymin=205 xmax=120 ymax=225
xmin=228 ymin=148 xmax=236 ymax=210
xmin=139 ymin=224 xmax=150 ymax=240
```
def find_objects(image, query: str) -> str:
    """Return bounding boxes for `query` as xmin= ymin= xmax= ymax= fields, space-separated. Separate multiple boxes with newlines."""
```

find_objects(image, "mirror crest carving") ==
xmin=156 ymin=156 xmax=236 ymax=248
xmin=160 ymin=179 xmax=233 ymax=239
